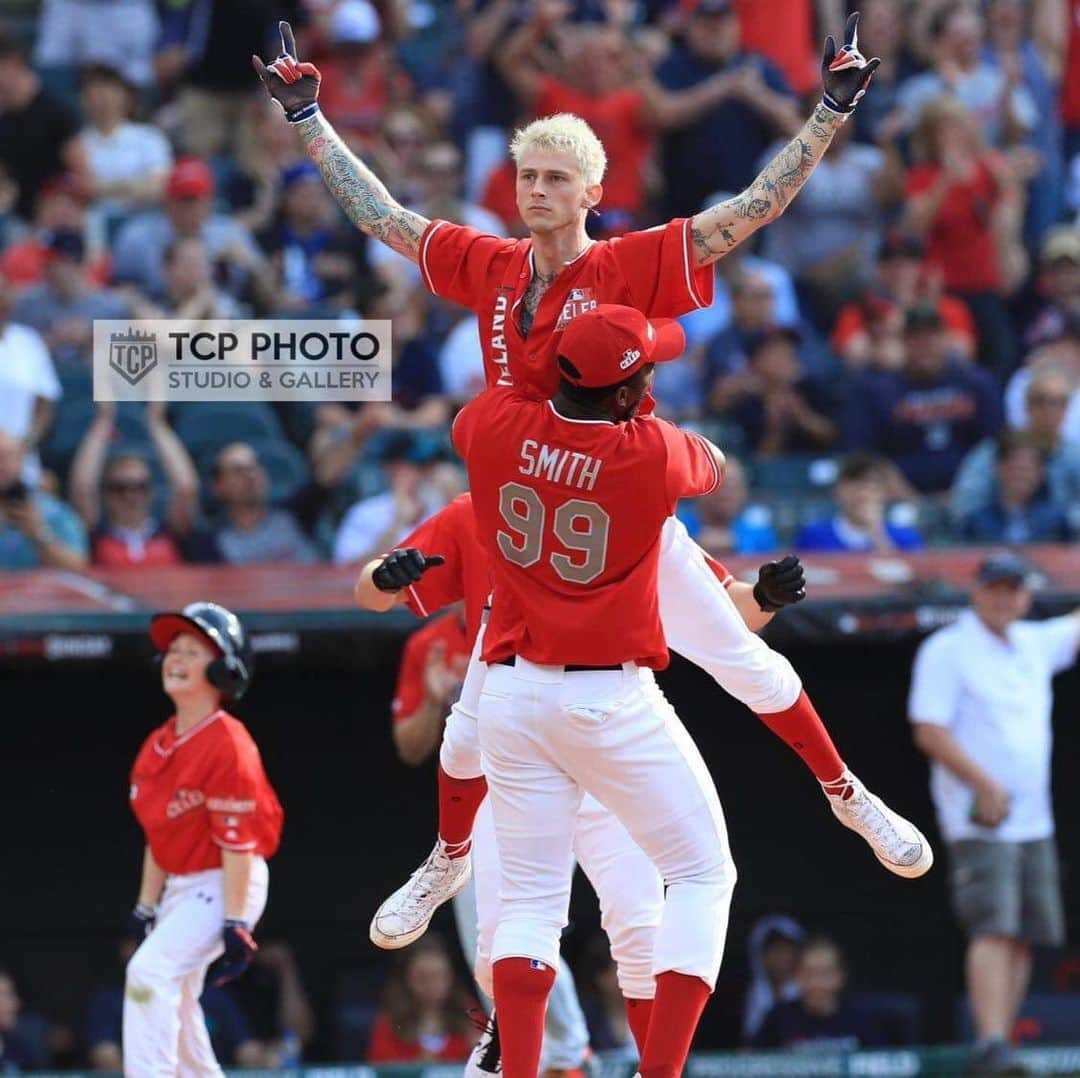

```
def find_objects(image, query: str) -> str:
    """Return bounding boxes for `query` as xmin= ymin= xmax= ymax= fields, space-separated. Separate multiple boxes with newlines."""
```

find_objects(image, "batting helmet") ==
xmin=150 ymin=601 xmax=255 ymax=701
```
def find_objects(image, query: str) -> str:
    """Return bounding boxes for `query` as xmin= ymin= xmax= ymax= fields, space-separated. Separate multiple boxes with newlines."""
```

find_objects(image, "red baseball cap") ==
xmin=166 ymin=157 xmax=214 ymax=200
xmin=558 ymin=304 xmax=685 ymax=389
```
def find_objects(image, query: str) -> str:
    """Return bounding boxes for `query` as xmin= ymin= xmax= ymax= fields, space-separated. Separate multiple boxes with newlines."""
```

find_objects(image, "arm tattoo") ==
xmin=690 ymin=102 xmax=844 ymax=266
xmin=297 ymin=115 xmax=428 ymax=262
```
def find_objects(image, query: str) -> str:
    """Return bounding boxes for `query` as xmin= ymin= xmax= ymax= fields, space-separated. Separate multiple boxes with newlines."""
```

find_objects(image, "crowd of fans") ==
xmin=0 ymin=0 xmax=1077 ymax=574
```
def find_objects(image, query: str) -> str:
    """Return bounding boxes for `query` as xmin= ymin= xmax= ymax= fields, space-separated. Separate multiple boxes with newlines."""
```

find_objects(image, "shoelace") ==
xmin=395 ymin=848 xmax=455 ymax=910
xmin=846 ymin=791 xmax=916 ymax=856
xmin=467 ymin=1010 xmax=501 ymax=1072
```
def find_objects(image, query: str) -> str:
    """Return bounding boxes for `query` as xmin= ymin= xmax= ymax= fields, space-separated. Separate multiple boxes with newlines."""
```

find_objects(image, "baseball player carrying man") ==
xmin=358 ymin=486 xmax=813 ymax=1073
xmin=124 ymin=603 xmax=283 ymax=1077
xmin=451 ymin=303 xmax=738 ymax=1078
xmin=253 ymin=8 xmax=930 ymax=947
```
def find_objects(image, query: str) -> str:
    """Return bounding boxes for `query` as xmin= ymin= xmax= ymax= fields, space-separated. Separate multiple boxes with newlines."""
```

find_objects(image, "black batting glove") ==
xmin=252 ymin=21 xmax=322 ymax=124
xmin=206 ymin=920 xmax=258 ymax=986
xmin=753 ymin=554 xmax=807 ymax=613
xmin=124 ymin=902 xmax=155 ymax=943
xmin=821 ymin=12 xmax=880 ymax=117
xmin=372 ymin=548 xmax=446 ymax=593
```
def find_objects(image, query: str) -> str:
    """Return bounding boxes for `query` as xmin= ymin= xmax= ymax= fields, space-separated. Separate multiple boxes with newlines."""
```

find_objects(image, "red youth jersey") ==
xmin=417 ymin=218 xmax=713 ymax=398
xmin=391 ymin=611 xmax=472 ymax=724
xmin=453 ymin=388 xmax=723 ymax=669
xmin=398 ymin=493 xmax=491 ymax=646
xmin=129 ymin=710 xmax=283 ymax=875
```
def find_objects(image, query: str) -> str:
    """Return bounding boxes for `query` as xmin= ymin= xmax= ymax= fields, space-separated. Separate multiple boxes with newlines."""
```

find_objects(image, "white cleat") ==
xmin=823 ymin=769 xmax=934 ymax=879
xmin=370 ymin=841 xmax=472 ymax=949
xmin=464 ymin=1013 xmax=501 ymax=1076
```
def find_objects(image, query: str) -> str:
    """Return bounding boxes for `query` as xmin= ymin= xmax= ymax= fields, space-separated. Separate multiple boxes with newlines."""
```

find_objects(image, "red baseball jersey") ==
xmin=399 ymin=491 xmax=734 ymax=635
xmin=398 ymin=493 xmax=491 ymax=647
xmin=391 ymin=610 xmax=472 ymax=725
xmin=453 ymin=388 xmax=723 ymax=669
xmin=417 ymin=218 xmax=713 ymax=398
xmin=129 ymin=709 xmax=283 ymax=875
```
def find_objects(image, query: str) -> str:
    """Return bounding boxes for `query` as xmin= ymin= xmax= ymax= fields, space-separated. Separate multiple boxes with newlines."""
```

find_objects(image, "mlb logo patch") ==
xmin=530 ymin=960 xmax=548 ymax=971
xmin=555 ymin=289 xmax=597 ymax=331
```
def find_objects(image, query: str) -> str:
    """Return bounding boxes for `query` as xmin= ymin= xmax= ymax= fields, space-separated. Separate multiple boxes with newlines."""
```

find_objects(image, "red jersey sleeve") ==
xmin=204 ymin=737 xmax=263 ymax=853
xmin=417 ymin=220 xmax=515 ymax=308
xmin=659 ymin=421 xmax=724 ymax=507
xmin=608 ymin=218 xmax=713 ymax=316
xmin=703 ymin=550 xmax=735 ymax=587
xmin=397 ymin=501 xmax=466 ymax=619
xmin=391 ymin=627 xmax=429 ymax=724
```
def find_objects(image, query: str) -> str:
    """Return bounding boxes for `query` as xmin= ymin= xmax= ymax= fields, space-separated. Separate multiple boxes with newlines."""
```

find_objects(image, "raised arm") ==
xmin=253 ymin=23 xmax=429 ymax=264
xmin=146 ymin=401 xmax=200 ymax=538
xmin=688 ymin=12 xmax=880 ymax=268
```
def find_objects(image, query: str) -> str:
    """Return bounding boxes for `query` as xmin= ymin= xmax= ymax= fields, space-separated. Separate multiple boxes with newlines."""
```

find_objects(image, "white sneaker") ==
xmin=464 ymin=1013 xmax=501 ymax=1076
xmin=823 ymin=770 xmax=934 ymax=879
xmin=369 ymin=841 xmax=472 ymax=949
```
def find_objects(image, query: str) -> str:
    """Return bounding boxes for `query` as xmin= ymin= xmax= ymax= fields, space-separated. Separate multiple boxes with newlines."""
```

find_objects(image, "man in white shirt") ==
xmin=909 ymin=552 xmax=1080 ymax=1076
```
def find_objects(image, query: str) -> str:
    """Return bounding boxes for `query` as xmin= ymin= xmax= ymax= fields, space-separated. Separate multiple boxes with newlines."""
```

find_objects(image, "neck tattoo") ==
xmin=519 ymin=268 xmax=559 ymax=338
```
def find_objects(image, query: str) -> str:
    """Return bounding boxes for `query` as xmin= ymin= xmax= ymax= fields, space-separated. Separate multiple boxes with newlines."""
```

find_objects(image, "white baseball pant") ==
xmin=454 ymin=800 xmax=592 ymax=1072
xmin=123 ymin=858 xmax=269 ymax=1077
xmin=439 ymin=516 xmax=803 ymax=787
xmin=478 ymin=660 xmax=736 ymax=989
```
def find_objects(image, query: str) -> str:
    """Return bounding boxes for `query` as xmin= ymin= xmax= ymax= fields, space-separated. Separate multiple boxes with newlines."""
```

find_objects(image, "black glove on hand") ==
xmin=372 ymin=549 xmax=446 ymax=593
xmin=125 ymin=902 xmax=155 ymax=942
xmin=821 ymin=12 xmax=880 ymax=116
xmin=206 ymin=920 xmax=258 ymax=987
xmin=753 ymin=554 xmax=807 ymax=613
xmin=252 ymin=21 xmax=322 ymax=123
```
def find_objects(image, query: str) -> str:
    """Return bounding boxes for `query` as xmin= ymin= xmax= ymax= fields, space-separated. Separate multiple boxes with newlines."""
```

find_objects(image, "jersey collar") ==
xmin=155 ymin=708 xmax=225 ymax=757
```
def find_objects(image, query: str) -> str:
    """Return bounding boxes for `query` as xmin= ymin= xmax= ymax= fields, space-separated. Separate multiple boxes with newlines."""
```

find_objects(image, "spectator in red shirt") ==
xmin=316 ymin=0 xmax=413 ymax=155
xmin=832 ymin=231 xmax=977 ymax=372
xmin=366 ymin=935 xmax=478 ymax=1064
xmin=69 ymin=401 xmax=200 ymax=568
xmin=496 ymin=2 xmax=739 ymax=235
xmin=904 ymin=96 xmax=1025 ymax=378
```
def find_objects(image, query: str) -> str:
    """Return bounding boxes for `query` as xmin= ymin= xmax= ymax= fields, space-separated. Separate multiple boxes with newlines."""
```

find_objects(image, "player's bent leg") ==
xmin=573 ymin=794 xmax=662 ymax=1004
xmin=371 ymin=640 xmax=490 ymax=951
xmin=658 ymin=517 xmax=802 ymax=714
xmin=658 ymin=518 xmax=933 ymax=879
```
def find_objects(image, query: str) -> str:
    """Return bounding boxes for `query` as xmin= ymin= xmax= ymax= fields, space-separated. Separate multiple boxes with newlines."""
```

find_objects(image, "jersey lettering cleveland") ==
xmin=418 ymin=218 xmax=713 ymax=398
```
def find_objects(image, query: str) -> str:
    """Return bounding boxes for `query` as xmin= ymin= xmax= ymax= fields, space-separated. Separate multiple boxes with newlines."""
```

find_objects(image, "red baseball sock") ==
xmin=625 ymin=997 xmax=654 ymax=1057
xmin=492 ymin=957 xmax=556 ymax=1078
xmin=437 ymin=766 xmax=487 ymax=857
xmin=639 ymin=972 xmax=711 ymax=1078
xmin=756 ymin=690 xmax=845 ymax=784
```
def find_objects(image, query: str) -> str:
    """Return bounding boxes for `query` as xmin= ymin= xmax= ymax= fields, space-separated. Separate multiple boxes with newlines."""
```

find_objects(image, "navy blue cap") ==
xmin=45 ymin=228 xmax=85 ymax=262
xmin=976 ymin=550 xmax=1037 ymax=586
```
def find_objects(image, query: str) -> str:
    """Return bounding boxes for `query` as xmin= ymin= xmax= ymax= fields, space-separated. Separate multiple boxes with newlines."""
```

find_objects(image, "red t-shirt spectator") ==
xmin=366 ymin=1013 xmax=473 ymax=1063
xmin=317 ymin=54 xmax=413 ymax=150
xmin=832 ymin=294 xmax=976 ymax=353
xmin=480 ymin=160 xmax=520 ymax=237
xmin=905 ymin=161 xmax=1003 ymax=293
xmin=733 ymin=0 xmax=818 ymax=95
xmin=0 ymin=239 xmax=110 ymax=288
xmin=91 ymin=524 xmax=186 ymax=568
xmin=1062 ymin=0 xmax=1080 ymax=127
xmin=533 ymin=76 xmax=651 ymax=219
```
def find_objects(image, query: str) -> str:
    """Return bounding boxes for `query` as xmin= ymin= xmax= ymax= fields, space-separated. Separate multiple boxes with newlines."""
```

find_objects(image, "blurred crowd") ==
xmin=0 ymin=0 xmax=1079 ymax=576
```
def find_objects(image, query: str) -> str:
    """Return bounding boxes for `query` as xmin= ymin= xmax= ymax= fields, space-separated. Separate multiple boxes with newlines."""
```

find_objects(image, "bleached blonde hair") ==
xmin=509 ymin=113 xmax=607 ymax=188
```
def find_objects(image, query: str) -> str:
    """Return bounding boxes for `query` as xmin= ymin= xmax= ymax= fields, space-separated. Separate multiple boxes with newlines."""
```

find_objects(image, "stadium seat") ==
xmin=173 ymin=402 xmax=284 ymax=460
xmin=751 ymin=454 xmax=839 ymax=494
xmin=43 ymin=399 xmax=151 ymax=475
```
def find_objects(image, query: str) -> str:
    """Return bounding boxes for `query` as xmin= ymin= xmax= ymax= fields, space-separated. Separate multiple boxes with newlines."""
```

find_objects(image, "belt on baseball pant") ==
xmin=495 ymin=655 xmax=624 ymax=673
